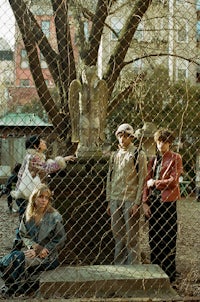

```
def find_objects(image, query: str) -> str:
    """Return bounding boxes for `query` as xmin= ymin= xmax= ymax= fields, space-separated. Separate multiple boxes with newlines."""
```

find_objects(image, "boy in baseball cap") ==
xmin=106 ymin=123 xmax=147 ymax=265
xmin=115 ymin=123 xmax=134 ymax=137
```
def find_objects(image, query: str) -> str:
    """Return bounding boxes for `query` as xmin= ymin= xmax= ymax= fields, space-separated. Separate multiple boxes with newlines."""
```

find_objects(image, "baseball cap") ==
xmin=115 ymin=123 xmax=134 ymax=137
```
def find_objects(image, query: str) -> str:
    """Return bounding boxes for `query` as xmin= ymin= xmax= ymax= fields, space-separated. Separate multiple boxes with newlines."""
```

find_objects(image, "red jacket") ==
xmin=142 ymin=150 xmax=183 ymax=203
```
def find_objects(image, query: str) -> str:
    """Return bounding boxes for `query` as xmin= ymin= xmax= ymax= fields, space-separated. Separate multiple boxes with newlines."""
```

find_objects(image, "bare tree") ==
xmin=8 ymin=0 xmax=152 ymax=141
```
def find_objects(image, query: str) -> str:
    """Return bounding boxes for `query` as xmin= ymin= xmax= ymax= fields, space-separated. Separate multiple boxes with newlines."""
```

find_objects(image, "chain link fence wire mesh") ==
xmin=0 ymin=0 xmax=200 ymax=299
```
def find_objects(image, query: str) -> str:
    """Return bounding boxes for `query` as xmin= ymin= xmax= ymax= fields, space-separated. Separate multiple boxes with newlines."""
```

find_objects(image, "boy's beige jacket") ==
xmin=106 ymin=143 xmax=147 ymax=205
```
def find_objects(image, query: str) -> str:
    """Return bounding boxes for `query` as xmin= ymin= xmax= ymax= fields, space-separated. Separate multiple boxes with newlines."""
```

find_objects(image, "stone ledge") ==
xmin=40 ymin=264 xmax=181 ymax=301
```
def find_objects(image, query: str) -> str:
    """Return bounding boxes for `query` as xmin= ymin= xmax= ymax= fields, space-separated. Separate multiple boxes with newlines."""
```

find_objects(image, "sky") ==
xmin=0 ymin=0 xmax=15 ymax=49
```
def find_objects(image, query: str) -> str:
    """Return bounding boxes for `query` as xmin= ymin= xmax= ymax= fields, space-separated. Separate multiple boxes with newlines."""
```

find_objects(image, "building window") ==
xmin=177 ymin=20 xmax=188 ymax=43
xmin=196 ymin=72 xmax=200 ymax=83
xmin=176 ymin=0 xmax=185 ymax=4
xmin=0 ymin=51 xmax=13 ymax=61
xmin=197 ymin=0 xmax=200 ymax=10
xmin=84 ymin=21 xmax=89 ymax=42
xmin=154 ymin=0 xmax=167 ymax=3
xmin=176 ymin=60 xmax=188 ymax=80
xmin=134 ymin=22 xmax=144 ymax=41
xmin=177 ymin=68 xmax=187 ymax=79
xmin=133 ymin=59 xmax=143 ymax=74
xmin=197 ymin=21 xmax=200 ymax=41
xmin=196 ymin=65 xmax=200 ymax=83
xmin=20 ymin=79 xmax=30 ymax=87
xmin=20 ymin=49 xmax=29 ymax=69
xmin=40 ymin=52 xmax=47 ymax=69
xmin=41 ymin=20 xmax=50 ymax=38
xmin=110 ymin=17 xmax=124 ymax=40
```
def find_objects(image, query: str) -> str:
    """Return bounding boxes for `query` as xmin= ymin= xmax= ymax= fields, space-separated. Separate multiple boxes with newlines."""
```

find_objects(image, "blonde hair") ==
xmin=25 ymin=183 xmax=54 ymax=221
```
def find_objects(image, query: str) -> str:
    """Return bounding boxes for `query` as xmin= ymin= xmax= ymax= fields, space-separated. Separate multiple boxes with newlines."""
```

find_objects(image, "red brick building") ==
xmin=10 ymin=1 xmax=80 ymax=107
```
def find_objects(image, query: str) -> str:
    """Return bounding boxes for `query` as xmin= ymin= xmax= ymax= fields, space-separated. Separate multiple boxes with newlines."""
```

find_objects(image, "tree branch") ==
xmin=104 ymin=0 xmax=152 ymax=97
xmin=107 ymin=74 xmax=146 ymax=115
xmin=84 ymin=0 xmax=113 ymax=66
xmin=51 ymin=0 xmax=76 ymax=103
xmin=123 ymin=53 xmax=200 ymax=67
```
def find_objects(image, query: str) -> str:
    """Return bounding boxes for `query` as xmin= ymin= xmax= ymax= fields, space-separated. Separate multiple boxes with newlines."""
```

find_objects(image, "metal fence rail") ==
xmin=0 ymin=0 xmax=199 ymax=300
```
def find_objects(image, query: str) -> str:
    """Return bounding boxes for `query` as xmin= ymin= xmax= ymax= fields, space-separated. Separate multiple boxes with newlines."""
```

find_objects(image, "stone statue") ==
xmin=69 ymin=66 xmax=108 ymax=157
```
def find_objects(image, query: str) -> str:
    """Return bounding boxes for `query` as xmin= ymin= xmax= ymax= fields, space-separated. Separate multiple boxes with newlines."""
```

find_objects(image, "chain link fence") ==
xmin=0 ymin=0 xmax=200 ymax=299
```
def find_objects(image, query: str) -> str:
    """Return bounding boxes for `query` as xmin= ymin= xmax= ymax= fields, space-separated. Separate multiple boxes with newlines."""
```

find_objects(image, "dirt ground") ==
xmin=139 ymin=194 xmax=200 ymax=299
xmin=175 ymin=196 xmax=200 ymax=298
xmin=0 ymin=195 xmax=200 ymax=299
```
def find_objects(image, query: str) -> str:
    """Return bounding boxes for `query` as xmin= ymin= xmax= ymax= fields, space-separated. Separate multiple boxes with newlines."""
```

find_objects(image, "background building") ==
xmin=101 ymin=0 xmax=198 ymax=83
xmin=0 ymin=37 xmax=13 ymax=116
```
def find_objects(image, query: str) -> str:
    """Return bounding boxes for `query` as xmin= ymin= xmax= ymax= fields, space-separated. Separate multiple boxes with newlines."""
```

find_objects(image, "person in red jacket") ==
xmin=142 ymin=128 xmax=183 ymax=283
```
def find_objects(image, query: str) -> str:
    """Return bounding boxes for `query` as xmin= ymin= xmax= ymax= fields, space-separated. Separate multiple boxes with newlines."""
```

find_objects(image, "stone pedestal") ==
xmin=40 ymin=264 xmax=180 ymax=300
xmin=48 ymin=157 xmax=114 ymax=265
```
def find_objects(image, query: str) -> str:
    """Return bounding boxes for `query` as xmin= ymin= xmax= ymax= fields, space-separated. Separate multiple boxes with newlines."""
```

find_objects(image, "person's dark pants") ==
xmin=1 ymin=250 xmax=59 ymax=296
xmin=21 ymin=258 xmax=59 ymax=295
xmin=1 ymin=250 xmax=26 ymax=296
xmin=13 ymin=198 xmax=27 ymax=250
xmin=16 ymin=198 xmax=27 ymax=221
xmin=7 ymin=194 xmax=13 ymax=212
xmin=149 ymin=197 xmax=177 ymax=283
